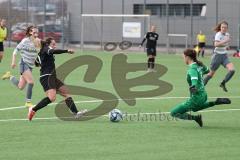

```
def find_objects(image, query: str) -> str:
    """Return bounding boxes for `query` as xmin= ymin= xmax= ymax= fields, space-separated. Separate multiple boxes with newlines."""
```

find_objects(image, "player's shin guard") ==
xmin=10 ymin=76 xmax=19 ymax=87
xmin=203 ymin=75 xmax=212 ymax=86
xmin=151 ymin=58 xmax=155 ymax=69
xmin=26 ymin=83 xmax=34 ymax=102
xmin=147 ymin=58 xmax=151 ymax=69
xmin=33 ymin=97 xmax=52 ymax=112
xmin=65 ymin=97 xmax=79 ymax=114
xmin=222 ymin=70 xmax=235 ymax=84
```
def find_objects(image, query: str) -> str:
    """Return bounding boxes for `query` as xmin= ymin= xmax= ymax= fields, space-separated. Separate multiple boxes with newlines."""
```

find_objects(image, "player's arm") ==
xmin=140 ymin=33 xmax=148 ymax=46
xmin=11 ymin=40 xmax=24 ymax=68
xmin=188 ymin=69 xmax=198 ymax=94
xmin=11 ymin=53 xmax=17 ymax=69
xmin=214 ymin=40 xmax=229 ymax=47
xmin=47 ymin=48 xmax=74 ymax=55
xmin=196 ymin=34 xmax=199 ymax=44
xmin=156 ymin=33 xmax=159 ymax=41
xmin=214 ymin=33 xmax=230 ymax=47
xmin=4 ymin=28 xmax=7 ymax=41
xmin=202 ymin=65 xmax=210 ymax=75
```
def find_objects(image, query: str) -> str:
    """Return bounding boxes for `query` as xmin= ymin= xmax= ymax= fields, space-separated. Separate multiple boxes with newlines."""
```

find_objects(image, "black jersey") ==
xmin=141 ymin=32 xmax=159 ymax=49
xmin=38 ymin=46 xmax=68 ymax=76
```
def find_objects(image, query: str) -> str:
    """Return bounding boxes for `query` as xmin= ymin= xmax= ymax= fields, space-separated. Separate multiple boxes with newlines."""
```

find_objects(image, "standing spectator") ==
xmin=0 ymin=18 xmax=7 ymax=62
xmin=196 ymin=30 xmax=206 ymax=57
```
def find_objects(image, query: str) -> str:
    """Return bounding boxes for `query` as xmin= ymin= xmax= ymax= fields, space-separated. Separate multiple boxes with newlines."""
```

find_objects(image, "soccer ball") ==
xmin=109 ymin=109 xmax=123 ymax=122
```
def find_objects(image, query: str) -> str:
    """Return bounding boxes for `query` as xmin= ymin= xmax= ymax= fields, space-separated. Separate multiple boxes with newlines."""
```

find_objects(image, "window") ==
xmin=133 ymin=3 xmax=206 ymax=17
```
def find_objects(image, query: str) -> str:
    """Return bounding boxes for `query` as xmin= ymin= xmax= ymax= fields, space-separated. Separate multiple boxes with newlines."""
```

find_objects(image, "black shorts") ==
xmin=0 ymin=42 xmax=4 ymax=52
xmin=147 ymin=48 xmax=156 ymax=56
xmin=198 ymin=42 xmax=205 ymax=48
xmin=40 ymin=75 xmax=64 ymax=92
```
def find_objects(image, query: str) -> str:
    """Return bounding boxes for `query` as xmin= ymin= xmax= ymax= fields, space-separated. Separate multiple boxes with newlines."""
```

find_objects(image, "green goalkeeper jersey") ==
xmin=187 ymin=63 xmax=209 ymax=94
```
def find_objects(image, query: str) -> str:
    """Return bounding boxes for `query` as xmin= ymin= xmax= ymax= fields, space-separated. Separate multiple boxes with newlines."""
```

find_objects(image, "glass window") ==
xmin=133 ymin=3 xmax=206 ymax=17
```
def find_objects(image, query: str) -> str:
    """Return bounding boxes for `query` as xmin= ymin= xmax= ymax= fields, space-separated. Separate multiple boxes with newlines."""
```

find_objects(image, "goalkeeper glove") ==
xmin=189 ymin=85 xmax=198 ymax=94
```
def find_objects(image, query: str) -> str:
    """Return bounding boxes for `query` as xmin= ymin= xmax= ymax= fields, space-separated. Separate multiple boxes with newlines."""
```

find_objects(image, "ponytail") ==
xmin=39 ymin=37 xmax=54 ymax=53
xmin=213 ymin=20 xmax=228 ymax=32
xmin=194 ymin=59 xmax=203 ymax=67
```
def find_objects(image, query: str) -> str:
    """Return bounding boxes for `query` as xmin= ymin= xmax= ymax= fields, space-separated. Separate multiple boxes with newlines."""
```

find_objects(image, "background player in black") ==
xmin=28 ymin=37 xmax=87 ymax=120
xmin=140 ymin=25 xmax=159 ymax=72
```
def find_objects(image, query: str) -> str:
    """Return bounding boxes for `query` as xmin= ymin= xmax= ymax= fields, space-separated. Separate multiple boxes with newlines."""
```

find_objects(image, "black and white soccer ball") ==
xmin=109 ymin=109 xmax=123 ymax=122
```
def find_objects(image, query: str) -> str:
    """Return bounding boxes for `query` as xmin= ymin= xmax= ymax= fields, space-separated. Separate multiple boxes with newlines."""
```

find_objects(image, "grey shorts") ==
xmin=19 ymin=59 xmax=32 ymax=75
xmin=210 ymin=53 xmax=230 ymax=71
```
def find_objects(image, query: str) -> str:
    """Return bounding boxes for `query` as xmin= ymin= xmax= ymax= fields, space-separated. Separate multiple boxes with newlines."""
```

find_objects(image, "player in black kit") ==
xmin=140 ymin=25 xmax=159 ymax=72
xmin=28 ymin=37 xmax=87 ymax=121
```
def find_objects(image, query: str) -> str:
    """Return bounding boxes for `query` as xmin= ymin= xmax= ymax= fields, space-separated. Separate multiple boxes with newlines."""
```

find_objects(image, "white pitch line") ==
xmin=0 ymin=117 xmax=58 ymax=122
xmin=1 ymin=96 xmax=240 ymax=112
xmin=0 ymin=108 xmax=240 ymax=122
xmin=0 ymin=106 xmax=26 ymax=111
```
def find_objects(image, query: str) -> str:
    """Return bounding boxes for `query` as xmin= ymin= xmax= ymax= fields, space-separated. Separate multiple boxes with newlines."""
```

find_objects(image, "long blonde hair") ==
xmin=213 ymin=21 xmax=228 ymax=32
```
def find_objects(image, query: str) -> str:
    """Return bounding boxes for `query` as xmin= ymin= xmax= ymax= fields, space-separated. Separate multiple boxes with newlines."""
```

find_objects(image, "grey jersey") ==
xmin=14 ymin=37 xmax=38 ymax=68
xmin=214 ymin=32 xmax=229 ymax=54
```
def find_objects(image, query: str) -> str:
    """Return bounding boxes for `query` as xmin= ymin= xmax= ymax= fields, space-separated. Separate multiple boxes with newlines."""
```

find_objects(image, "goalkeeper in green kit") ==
xmin=170 ymin=48 xmax=231 ymax=127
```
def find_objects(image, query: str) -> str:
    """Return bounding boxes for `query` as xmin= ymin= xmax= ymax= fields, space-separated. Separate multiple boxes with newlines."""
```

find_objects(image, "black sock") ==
xmin=33 ymin=97 xmax=52 ymax=112
xmin=147 ymin=58 xmax=151 ymax=69
xmin=202 ymin=50 xmax=205 ymax=57
xmin=151 ymin=58 xmax=155 ymax=69
xmin=65 ymin=97 xmax=78 ymax=114
xmin=148 ymin=58 xmax=154 ymax=69
xmin=222 ymin=70 xmax=235 ymax=84
xmin=203 ymin=75 xmax=212 ymax=86
xmin=208 ymin=101 xmax=216 ymax=107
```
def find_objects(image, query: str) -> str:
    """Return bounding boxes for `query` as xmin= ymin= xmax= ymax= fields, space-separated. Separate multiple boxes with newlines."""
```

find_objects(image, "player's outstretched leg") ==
xmin=170 ymin=102 xmax=203 ymax=127
xmin=65 ymin=97 xmax=88 ymax=118
xmin=171 ymin=111 xmax=203 ymax=127
xmin=215 ymin=98 xmax=231 ymax=105
xmin=28 ymin=97 xmax=52 ymax=121
xmin=194 ymin=115 xmax=203 ymax=127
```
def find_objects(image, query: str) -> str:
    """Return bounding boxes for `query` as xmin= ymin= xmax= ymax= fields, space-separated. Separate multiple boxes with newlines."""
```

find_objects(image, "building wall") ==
xmin=67 ymin=0 xmax=240 ymax=48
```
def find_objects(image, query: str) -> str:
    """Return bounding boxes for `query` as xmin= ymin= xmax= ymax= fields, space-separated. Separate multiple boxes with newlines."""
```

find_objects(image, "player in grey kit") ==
xmin=2 ymin=26 xmax=40 ymax=107
xmin=203 ymin=21 xmax=235 ymax=92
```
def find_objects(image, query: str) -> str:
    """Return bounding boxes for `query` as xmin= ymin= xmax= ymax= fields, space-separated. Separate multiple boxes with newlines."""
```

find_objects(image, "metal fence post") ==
xmin=190 ymin=0 xmax=193 ymax=48
xmin=61 ymin=0 xmax=65 ymax=49
xmin=8 ymin=0 xmax=12 ymax=47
